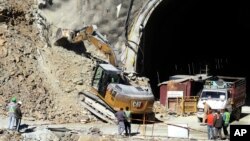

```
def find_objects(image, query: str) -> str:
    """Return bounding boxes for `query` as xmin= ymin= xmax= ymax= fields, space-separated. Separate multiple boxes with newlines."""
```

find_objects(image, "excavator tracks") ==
xmin=79 ymin=91 xmax=116 ymax=124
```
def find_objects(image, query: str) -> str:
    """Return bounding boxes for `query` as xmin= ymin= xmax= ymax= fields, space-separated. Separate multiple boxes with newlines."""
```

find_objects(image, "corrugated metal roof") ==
xmin=158 ymin=74 xmax=211 ymax=86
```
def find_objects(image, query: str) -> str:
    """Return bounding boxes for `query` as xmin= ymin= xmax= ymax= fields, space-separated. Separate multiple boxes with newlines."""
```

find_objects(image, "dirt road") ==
xmin=1 ymin=106 xmax=250 ymax=140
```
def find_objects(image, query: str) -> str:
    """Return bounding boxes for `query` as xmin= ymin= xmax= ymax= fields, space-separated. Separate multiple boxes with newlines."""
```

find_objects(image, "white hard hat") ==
xmin=17 ymin=101 xmax=22 ymax=105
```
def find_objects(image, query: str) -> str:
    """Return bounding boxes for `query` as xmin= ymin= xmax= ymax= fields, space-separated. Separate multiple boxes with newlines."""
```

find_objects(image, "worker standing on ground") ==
xmin=124 ymin=107 xmax=131 ymax=136
xmin=6 ymin=97 xmax=17 ymax=130
xmin=207 ymin=109 xmax=215 ymax=140
xmin=202 ymin=101 xmax=211 ymax=125
xmin=115 ymin=108 xmax=126 ymax=136
xmin=213 ymin=110 xmax=223 ymax=139
xmin=15 ymin=101 xmax=23 ymax=132
xmin=222 ymin=108 xmax=230 ymax=138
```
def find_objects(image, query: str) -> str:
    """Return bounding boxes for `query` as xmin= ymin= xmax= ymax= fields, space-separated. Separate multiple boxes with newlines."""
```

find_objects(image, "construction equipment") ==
xmin=55 ymin=25 xmax=155 ymax=123
xmin=55 ymin=25 xmax=116 ymax=65
xmin=197 ymin=76 xmax=246 ymax=122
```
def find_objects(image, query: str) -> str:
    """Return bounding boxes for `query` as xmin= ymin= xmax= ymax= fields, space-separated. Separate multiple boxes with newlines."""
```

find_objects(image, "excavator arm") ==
xmin=55 ymin=25 xmax=117 ymax=66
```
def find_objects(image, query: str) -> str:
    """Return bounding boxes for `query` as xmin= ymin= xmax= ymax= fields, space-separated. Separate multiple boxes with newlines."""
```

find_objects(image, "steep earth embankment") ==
xmin=0 ymin=0 xmax=94 ymax=123
xmin=1 ymin=0 xmax=147 ymax=123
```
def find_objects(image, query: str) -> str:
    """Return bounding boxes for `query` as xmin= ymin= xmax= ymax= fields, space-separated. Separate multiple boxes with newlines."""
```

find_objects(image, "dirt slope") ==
xmin=0 ymin=0 xmax=93 ymax=123
xmin=0 ymin=0 xmax=147 ymax=123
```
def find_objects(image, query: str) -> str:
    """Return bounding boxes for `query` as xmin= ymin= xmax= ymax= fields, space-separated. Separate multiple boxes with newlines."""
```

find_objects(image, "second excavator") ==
xmin=55 ymin=25 xmax=155 ymax=123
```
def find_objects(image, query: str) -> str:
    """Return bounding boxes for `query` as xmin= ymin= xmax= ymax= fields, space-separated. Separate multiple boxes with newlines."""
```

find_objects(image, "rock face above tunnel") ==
xmin=39 ymin=0 xmax=147 ymax=64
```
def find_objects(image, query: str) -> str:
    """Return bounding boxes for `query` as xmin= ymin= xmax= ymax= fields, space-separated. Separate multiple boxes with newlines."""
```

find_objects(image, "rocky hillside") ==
xmin=0 ymin=0 xmax=94 ymax=123
xmin=0 ymin=0 xmax=147 ymax=123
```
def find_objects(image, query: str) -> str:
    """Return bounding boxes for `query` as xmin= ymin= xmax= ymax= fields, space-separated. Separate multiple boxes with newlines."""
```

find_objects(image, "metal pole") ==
xmin=151 ymin=122 xmax=155 ymax=137
xmin=192 ymin=62 xmax=195 ymax=74
xmin=137 ymin=124 xmax=141 ymax=133
xmin=143 ymin=113 xmax=146 ymax=138
xmin=206 ymin=65 xmax=208 ymax=75
xmin=157 ymin=71 xmax=160 ymax=84
xmin=188 ymin=64 xmax=191 ymax=74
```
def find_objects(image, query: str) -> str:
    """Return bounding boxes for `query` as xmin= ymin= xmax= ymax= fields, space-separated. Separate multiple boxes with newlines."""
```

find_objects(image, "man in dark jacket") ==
xmin=124 ymin=107 xmax=131 ymax=136
xmin=214 ymin=110 xmax=223 ymax=139
xmin=15 ymin=101 xmax=22 ymax=132
xmin=115 ymin=108 xmax=126 ymax=135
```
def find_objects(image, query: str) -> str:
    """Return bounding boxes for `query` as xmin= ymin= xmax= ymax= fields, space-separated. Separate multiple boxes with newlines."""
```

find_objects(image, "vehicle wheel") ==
xmin=198 ymin=117 xmax=202 ymax=123
xmin=146 ymin=113 xmax=155 ymax=123
xmin=235 ymin=107 xmax=242 ymax=121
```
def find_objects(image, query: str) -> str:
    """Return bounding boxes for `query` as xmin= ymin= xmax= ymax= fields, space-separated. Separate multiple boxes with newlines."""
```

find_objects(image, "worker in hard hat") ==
xmin=6 ymin=97 xmax=17 ymax=129
xmin=15 ymin=101 xmax=23 ymax=132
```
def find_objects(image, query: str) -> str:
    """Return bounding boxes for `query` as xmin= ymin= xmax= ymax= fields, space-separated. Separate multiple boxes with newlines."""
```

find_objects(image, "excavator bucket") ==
xmin=54 ymin=28 xmax=75 ymax=45
xmin=53 ymin=25 xmax=117 ymax=65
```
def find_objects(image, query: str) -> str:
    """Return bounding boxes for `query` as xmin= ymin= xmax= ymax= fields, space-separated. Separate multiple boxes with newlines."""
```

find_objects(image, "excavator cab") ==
xmin=54 ymin=25 xmax=155 ymax=122
xmin=92 ymin=63 xmax=128 ymax=97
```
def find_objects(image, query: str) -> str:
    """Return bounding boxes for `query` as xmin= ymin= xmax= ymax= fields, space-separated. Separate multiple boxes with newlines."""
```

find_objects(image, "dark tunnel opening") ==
xmin=136 ymin=0 xmax=250 ymax=104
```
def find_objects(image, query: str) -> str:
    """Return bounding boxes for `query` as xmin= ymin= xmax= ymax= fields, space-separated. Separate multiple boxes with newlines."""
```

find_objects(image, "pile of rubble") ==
xmin=0 ymin=0 xmax=49 ymax=119
xmin=0 ymin=0 xmax=95 ymax=123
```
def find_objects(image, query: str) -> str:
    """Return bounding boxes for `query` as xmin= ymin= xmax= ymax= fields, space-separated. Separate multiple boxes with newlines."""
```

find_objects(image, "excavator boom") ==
xmin=54 ymin=25 xmax=155 ymax=123
xmin=55 ymin=25 xmax=117 ymax=66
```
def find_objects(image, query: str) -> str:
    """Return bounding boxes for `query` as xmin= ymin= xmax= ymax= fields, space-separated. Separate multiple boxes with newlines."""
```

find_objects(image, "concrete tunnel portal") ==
xmin=134 ymin=0 xmax=250 ymax=101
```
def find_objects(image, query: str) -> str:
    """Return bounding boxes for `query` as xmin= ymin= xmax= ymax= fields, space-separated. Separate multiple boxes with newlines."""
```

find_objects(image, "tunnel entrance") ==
xmin=136 ymin=0 xmax=250 ymax=102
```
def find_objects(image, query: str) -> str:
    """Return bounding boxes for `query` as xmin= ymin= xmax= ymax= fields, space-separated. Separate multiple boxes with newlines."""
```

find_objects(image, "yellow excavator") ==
xmin=55 ymin=25 xmax=155 ymax=122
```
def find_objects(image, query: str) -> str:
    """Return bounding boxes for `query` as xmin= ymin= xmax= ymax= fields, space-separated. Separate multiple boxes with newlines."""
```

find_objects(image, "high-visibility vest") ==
xmin=125 ymin=111 xmax=131 ymax=122
xmin=223 ymin=112 xmax=230 ymax=124
xmin=8 ymin=103 xmax=16 ymax=114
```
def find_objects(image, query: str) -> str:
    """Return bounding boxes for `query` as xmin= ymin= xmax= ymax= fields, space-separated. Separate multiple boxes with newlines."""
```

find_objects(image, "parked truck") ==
xmin=197 ymin=76 xmax=246 ymax=122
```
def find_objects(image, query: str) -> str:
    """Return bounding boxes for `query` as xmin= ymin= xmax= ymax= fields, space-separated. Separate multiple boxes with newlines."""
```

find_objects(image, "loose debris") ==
xmin=0 ymin=0 xmax=94 ymax=123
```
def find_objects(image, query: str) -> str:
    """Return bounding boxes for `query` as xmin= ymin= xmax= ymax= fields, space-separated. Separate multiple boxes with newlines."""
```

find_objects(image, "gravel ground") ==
xmin=3 ymin=106 xmax=250 ymax=140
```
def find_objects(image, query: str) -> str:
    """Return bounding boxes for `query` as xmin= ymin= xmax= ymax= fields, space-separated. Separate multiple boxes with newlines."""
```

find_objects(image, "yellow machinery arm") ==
xmin=55 ymin=25 xmax=117 ymax=66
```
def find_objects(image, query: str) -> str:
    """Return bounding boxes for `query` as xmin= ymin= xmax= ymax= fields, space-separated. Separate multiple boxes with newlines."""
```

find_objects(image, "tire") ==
xmin=198 ymin=117 xmax=202 ymax=123
xmin=235 ymin=107 xmax=242 ymax=121
xmin=146 ymin=113 xmax=155 ymax=123
xmin=232 ymin=107 xmax=242 ymax=121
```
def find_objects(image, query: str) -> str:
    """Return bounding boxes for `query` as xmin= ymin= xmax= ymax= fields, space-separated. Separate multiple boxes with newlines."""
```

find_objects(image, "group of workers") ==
xmin=203 ymin=101 xmax=230 ymax=140
xmin=5 ymin=96 xmax=233 ymax=139
xmin=115 ymin=107 xmax=131 ymax=136
xmin=114 ymin=102 xmax=231 ymax=139
xmin=6 ymin=97 xmax=23 ymax=132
